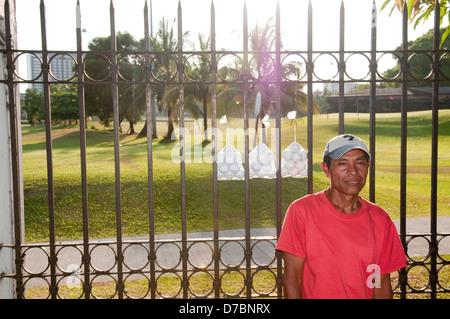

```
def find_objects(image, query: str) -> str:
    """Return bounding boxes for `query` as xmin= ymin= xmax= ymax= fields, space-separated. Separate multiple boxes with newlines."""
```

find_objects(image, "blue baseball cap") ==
xmin=323 ymin=134 xmax=371 ymax=162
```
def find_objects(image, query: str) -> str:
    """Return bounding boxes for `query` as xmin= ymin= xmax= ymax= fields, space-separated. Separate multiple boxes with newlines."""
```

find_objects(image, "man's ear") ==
xmin=321 ymin=161 xmax=331 ymax=178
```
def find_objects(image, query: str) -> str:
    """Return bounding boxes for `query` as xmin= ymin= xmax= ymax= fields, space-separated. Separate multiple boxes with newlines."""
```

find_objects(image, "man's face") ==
xmin=321 ymin=149 xmax=369 ymax=196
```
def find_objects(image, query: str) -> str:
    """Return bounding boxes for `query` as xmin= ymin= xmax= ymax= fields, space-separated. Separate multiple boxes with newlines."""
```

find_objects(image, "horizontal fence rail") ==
xmin=1 ymin=0 xmax=449 ymax=299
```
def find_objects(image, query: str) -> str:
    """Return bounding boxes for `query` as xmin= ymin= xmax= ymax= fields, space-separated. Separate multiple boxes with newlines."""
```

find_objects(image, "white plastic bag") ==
xmin=249 ymin=143 xmax=277 ymax=179
xmin=217 ymin=144 xmax=245 ymax=180
xmin=281 ymin=142 xmax=307 ymax=178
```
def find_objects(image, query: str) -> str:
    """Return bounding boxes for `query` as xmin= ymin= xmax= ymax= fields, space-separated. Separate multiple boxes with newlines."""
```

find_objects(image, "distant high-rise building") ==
xmin=28 ymin=53 xmax=75 ymax=92
xmin=323 ymin=82 xmax=359 ymax=94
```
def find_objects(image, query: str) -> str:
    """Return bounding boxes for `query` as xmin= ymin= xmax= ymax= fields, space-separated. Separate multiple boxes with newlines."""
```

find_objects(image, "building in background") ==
xmin=28 ymin=53 xmax=76 ymax=92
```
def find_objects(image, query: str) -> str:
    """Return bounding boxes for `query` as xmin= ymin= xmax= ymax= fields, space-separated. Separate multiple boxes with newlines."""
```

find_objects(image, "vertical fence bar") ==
xmin=109 ymin=0 xmax=124 ymax=299
xmin=177 ymin=0 xmax=188 ymax=299
xmin=75 ymin=0 xmax=91 ymax=299
xmin=399 ymin=1 xmax=409 ymax=299
xmin=369 ymin=0 xmax=377 ymax=203
xmin=307 ymin=0 xmax=313 ymax=194
xmin=275 ymin=0 xmax=283 ymax=298
xmin=242 ymin=1 xmax=252 ymax=298
xmin=338 ymin=0 xmax=345 ymax=135
xmin=210 ymin=0 xmax=220 ymax=299
xmin=40 ymin=0 xmax=57 ymax=299
xmin=430 ymin=0 xmax=440 ymax=300
xmin=143 ymin=0 xmax=156 ymax=299
xmin=4 ymin=0 xmax=24 ymax=299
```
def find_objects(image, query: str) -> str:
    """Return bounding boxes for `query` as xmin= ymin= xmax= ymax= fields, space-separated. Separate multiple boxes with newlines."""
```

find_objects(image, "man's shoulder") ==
xmin=289 ymin=191 xmax=324 ymax=212
xmin=292 ymin=191 xmax=323 ymax=205
xmin=361 ymin=197 xmax=392 ymax=222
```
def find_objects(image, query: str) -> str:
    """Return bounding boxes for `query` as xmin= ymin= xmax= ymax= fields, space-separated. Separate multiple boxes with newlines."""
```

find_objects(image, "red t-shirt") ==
xmin=276 ymin=191 xmax=407 ymax=299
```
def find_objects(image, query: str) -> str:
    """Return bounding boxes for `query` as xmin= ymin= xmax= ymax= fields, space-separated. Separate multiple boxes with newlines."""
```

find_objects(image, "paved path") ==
xmin=21 ymin=217 xmax=450 ymax=287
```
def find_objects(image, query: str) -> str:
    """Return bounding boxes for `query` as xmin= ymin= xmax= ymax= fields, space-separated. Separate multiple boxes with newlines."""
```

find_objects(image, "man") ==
xmin=276 ymin=134 xmax=407 ymax=299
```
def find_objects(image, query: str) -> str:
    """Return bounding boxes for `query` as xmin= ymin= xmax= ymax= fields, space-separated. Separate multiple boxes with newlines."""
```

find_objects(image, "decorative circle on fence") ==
xmin=438 ymin=235 xmax=450 ymax=261
xmin=281 ymin=53 xmax=307 ymax=81
xmin=56 ymin=274 xmax=83 ymax=299
xmin=22 ymin=247 xmax=50 ymax=275
xmin=124 ymin=273 xmax=150 ymax=299
xmin=439 ymin=52 xmax=450 ymax=80
xmin=216 ymin=54 xmax=242 ymax=81
xmin=83 ymin=52 xmax=112 ymax=81
xmin=251 ymin=240 xmax=276 ymax=266
xmin=56 ymin=245 xmax=83 ymax=273
xmin=23 ymin=277 xmax=50 ymax=299
xmin=376 ymin=52 xmax=402 ymax=80
xmin=252 ymin=268 xmax=277 ymax=296
xmin=313 ymin=53 xmax=339 ymax=81
xmin=437 ymin=264 xmax=450 ymax=291
xmin=90 ymin=274 xmax=117 ymax=299
xmin=89 ymin=244 xmax=117 ymax=272
xmin=48 ymin=53 xmax=77 ymax=82
xmin=408 ymin=52 xmax=433 ymax=80
xmin=188 ymin=270 xmax=214 ymax=298
xmin=116 ymin=53 xmax=145 ymax=82
xmin=184 ymin=54 xmax=212 ymax=82
xmin=220 ymin=240 xmax=245 ymax=267
xmin=150 ymin=54 xmax=178 ymax=82
xmin=345 ymin=53 xmax=371 ymax=80
xmin=155 ymin=242 xmax=181 ymax=270
xmin=220 ymin=270 xmax=246 ymax=297
xmin=188 ymin=241 xmax=214 ymax=269
xmin=406 ymin=235 xmax=431 ymax=262
xmin=406 ymin=264 xmax=430 ymax=292
xmin=13 ymin=52 xmax=43 ymax=81
xmin=156 ymin=271 xmax=182 ymax=298
xmin=123 ymin=243 xmax=150 ymax=271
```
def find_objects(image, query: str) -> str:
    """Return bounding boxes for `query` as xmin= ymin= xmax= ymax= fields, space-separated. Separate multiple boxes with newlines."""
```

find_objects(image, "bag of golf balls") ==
xmin=217 ymin=144 xmax=245 ymax=180
xmin=249 ymin=143 xmax=277 ymax=179
xmin=281 ymin=142 xmax=307 ymax=178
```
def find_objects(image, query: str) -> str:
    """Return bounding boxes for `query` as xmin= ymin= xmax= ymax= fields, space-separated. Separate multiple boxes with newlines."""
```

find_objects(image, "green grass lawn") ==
xmin=21 ymin=110 xmax=450 ymax=243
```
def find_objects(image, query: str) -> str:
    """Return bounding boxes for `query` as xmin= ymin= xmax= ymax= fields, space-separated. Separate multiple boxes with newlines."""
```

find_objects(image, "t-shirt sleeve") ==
xmin=276 ymin=202 xmax=306 ymax=258
xmin=378 ymin=218 xmax=407 ymax=274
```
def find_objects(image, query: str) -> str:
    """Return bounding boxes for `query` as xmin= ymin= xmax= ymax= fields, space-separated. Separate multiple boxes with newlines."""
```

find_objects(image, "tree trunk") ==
xmin=164 ymin=106 xmax=175 ymax=141
xmin=138 ymin=121 xmax=147 ymax=137
xmin=203 ymin=94 xmax=208 ymax=141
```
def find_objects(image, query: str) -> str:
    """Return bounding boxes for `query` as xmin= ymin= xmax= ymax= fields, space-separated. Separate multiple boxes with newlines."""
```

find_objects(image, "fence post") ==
xmin=0 ymin=0 xmax=24 ymax=299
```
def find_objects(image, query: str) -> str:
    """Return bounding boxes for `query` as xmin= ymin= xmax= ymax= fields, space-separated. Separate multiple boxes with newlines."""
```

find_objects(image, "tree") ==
xmin=381 ymin=0 xmax=450 ymax=47
xmin=144 ymin=18 xmax=190 ymax=141
xmin=216 ymin=19 xmax=320 ymax=145
xmin=23 ymin=88 xmax=44 ymax=125
xmin=313 ymin=88 xmax=332 ymax=115
xmin=85 ymin=31 xmax=146 ymax=131
xmin=382 ymin=27 xmax=450 ymax=87
xmin=185 ymin=33 xmax=213 ymax=141
xmin=51 ymin=85 xmax=79 ymax=124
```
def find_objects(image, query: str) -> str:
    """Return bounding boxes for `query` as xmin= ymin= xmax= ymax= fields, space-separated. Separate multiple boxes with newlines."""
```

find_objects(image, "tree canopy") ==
xmin=382 ymin=27 xmax=450 ymax=87
xmin=381 ymin=0 xmax=450 ymax=47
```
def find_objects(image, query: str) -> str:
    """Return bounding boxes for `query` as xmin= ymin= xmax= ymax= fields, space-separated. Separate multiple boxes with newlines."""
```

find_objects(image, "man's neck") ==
xmin=324 ymin=188 xmax=361 ymax=214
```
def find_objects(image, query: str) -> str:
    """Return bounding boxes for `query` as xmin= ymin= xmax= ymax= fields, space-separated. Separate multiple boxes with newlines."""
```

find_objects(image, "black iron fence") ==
xmin=1 ymin=0 xmax=449 ymax=299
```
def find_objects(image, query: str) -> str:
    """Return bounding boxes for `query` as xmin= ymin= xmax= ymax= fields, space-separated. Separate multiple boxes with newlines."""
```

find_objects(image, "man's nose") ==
xmin=347 ymin=162 xmax=357 ymax=175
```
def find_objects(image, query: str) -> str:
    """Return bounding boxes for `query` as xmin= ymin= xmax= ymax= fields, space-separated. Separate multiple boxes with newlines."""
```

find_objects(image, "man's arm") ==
xmin=372 ymin=273 xmax=393 ymax=299
xmin=282 ymin=252 xmax=305 ymax=299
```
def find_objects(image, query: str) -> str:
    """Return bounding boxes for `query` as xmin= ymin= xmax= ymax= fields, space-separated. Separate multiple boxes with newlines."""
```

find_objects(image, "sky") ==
xmin=15 ymin=0 xmax=441 ymax=90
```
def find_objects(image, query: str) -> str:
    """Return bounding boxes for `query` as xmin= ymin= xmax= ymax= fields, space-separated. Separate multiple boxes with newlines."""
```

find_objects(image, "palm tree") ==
xmin=138 ymin=17 xmax=189 ymax=141
xmin=216 ymin=19 xmax=320 ymax=145
xmin=184 ymin=33 xmax=213 ymax=141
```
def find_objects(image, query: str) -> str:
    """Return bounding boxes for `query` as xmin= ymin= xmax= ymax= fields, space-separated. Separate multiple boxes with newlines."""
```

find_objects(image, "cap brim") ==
xmin=328 ymin=145 xmax=371 ymax=161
